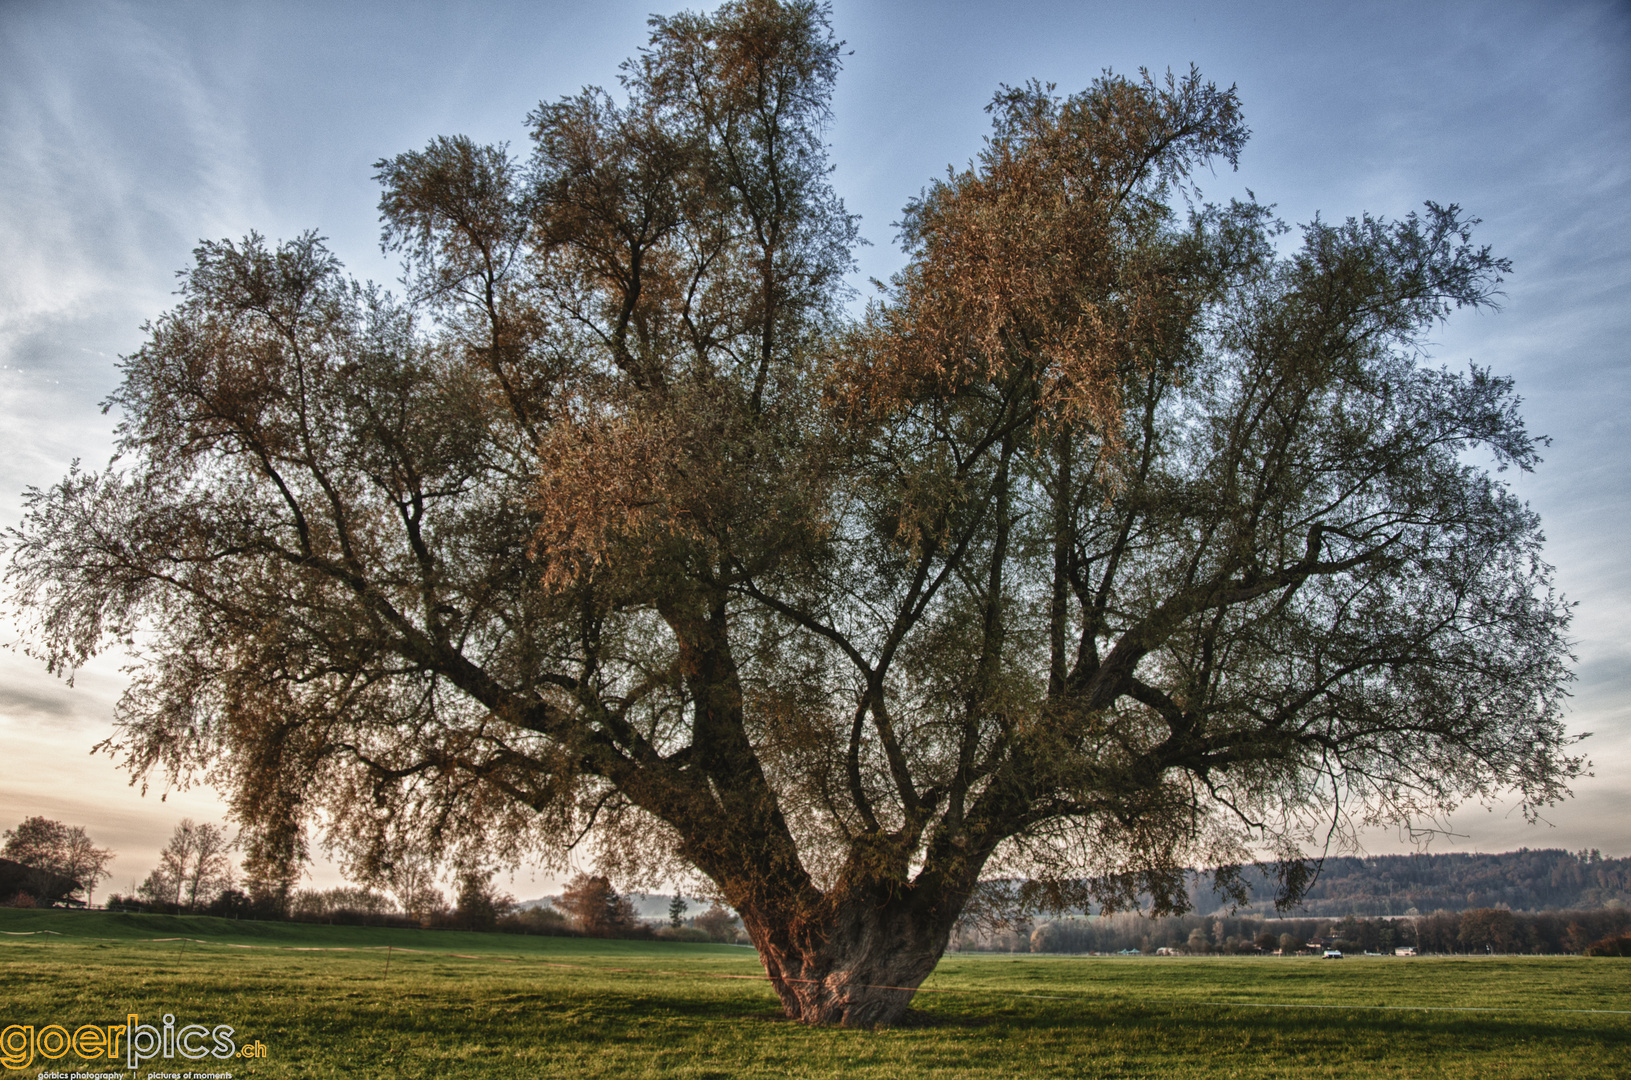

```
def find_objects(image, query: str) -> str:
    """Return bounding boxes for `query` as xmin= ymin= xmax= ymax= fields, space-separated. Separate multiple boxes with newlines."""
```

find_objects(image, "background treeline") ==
xmin=1199 ymin=849 xmax=1629 ymax=915
xmin=961 ymin=907 xmax=1631 ymax=956
xmin=29 ymin=806 xmax=1623 ymax=956
xmin=58 ymin=811 xmax=749 ymax=943
xmin=106 ymin=870 xmax=747 ymax=944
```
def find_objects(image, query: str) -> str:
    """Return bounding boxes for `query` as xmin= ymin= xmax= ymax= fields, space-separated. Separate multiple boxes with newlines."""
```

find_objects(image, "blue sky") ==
xmin=2 ymin=0 xmax=1627 ymax=895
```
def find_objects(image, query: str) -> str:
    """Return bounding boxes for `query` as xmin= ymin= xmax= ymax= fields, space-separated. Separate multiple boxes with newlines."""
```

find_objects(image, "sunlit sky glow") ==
xmin=2 ymin=0 xmax=1627 ymax=897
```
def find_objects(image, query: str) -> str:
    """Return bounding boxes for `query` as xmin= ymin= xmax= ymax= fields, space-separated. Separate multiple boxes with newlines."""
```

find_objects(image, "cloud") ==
xmin=0 ymin=4 xmax=255 ymax=328
xmin=0 ymin=683 xmax=79 ymax=722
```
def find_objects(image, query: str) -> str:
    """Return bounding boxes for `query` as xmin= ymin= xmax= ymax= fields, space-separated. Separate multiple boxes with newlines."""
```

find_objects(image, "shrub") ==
xmin=497 ymin=905 xmax=580 ymax=937
xmin=290 ymin=887 xmax=402 ymax=924
xmin=656 ymin=925 xmax=712 ymax=943
xmin=1582 ymin=934 xmax=1631 ymax=957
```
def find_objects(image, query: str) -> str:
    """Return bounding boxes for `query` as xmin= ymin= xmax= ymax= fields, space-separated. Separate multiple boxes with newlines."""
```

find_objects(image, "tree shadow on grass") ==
xmin=369 ymin=979 xmax=1631 ymax=1055
xmin=911 ymin=995 xmax=1631 ymax=1047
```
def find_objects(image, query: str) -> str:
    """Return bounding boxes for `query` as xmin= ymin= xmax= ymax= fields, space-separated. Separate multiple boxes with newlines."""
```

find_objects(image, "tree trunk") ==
xmin=741 ymin=893 xmax=956 ymax=1027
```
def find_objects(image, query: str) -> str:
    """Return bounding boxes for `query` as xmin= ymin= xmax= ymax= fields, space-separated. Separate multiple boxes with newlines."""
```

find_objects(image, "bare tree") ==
xmin=5 ymin=1 xmax=1576 ymax=1025
xmin=140 ymin=820 xmax=234 ymax=911
xmin=386 ymin=852 xmax=444 ymax=923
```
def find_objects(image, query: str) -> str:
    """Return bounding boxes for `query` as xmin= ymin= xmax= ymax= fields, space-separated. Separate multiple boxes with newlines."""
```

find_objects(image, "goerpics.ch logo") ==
xmin=0 ymin=1013 xmax=267 ymax=1071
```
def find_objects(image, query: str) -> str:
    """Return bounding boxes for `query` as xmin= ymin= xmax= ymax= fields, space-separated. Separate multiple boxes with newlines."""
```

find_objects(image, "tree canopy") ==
xmin=3 ymin=0 xmax=1576 ymax=1026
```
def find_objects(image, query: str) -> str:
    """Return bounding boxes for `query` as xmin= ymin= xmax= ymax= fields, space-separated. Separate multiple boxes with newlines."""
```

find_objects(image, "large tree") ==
xmin=2 ymin=816 xmax=115 ymax=906
xmin=4 ymin=0 xmax=1575 ymax=1025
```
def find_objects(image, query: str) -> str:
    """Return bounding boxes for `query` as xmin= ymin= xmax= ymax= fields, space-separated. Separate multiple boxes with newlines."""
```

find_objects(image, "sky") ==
xmin=1 ymin=0 xmax=1627 ymax=900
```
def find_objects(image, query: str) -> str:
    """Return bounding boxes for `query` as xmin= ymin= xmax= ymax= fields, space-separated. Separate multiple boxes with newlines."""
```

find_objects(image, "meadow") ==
xmin=0 ymin=909 xmax=1625 ymax=1079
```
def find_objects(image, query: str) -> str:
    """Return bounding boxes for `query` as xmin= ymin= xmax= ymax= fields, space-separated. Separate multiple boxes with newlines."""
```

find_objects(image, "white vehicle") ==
xmin=1323 ymin=949 xmax=1344 ymax=959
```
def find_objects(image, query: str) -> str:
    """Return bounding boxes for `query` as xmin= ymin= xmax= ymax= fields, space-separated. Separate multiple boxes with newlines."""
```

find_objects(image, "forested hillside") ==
xmin=1213 ymin=849 xmax=1629 ymax=915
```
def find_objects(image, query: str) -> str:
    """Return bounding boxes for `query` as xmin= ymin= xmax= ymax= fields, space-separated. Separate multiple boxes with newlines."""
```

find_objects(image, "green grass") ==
xmin=1 ymin=909 xmax=1626 ymax=1078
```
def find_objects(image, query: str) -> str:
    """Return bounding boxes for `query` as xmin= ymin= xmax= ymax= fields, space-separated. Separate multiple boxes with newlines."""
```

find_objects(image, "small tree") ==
xmin=401 ymin=884 xmax=449 ymax=926
xmin=695 ymin=903 xmax=740 ymax=944
xmin=183 ymin=822 xmax=233 ymax=910
xmin=385 ymin=852 xmax=444 ymax=924
xmin=454 ymin=869 xmax=514 ymax=931
xmin=137 ymin=865 xmax=179 ymax=908
xmin=557 ymin=873 xmax=635 ymax=937
xmin=668 ymin=893 xmax=689 ymax=928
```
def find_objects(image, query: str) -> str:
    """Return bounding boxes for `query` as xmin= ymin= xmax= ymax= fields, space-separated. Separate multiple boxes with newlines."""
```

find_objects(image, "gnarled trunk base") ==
xmin=745 ymin=897 xmax=953 ymax=1027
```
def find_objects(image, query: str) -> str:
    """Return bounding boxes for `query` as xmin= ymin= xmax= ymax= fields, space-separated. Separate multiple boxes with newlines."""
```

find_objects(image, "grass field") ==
xmin=0 ymin=909 xmax=1626 ymax=1079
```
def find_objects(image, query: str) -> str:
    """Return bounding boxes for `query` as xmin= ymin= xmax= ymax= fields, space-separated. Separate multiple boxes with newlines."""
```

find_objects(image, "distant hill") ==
xmin=514 ymin=851 xmax=1630 ymax=922
xmin=1204 ymin=849 xmax=1630 ymax=916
